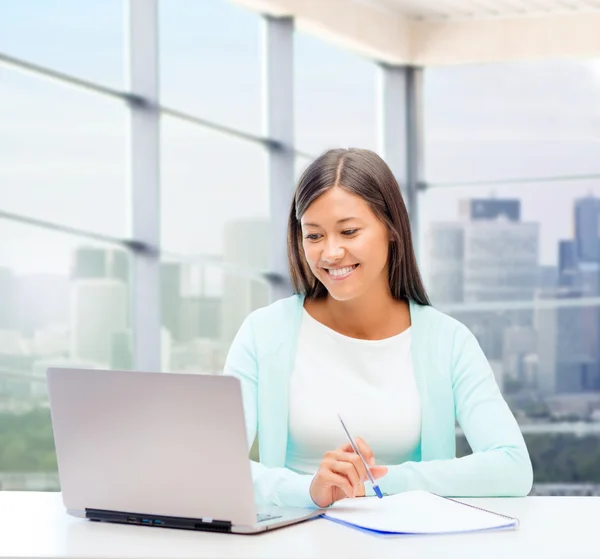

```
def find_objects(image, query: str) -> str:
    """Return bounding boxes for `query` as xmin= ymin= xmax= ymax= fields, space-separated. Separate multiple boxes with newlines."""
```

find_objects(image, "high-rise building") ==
xmin=536 ymin=286 xmax=600 ymax=395
xmin=502 ymin=325 xmax=537 ymax=386
xmin=462 ymin=220 xmax=539 ymax=302
xmin=161 ymin=262 xmax=183 ymax=342
xmin=460 ymin=198 xmax=520 ymax=222
xmin=428 ymin=223 xmax=464 ymax=304
xmin=558 ymin=240 xmax=580 ymax=287
xmin=429 ymin=205 xmax=539 ymax=305
xmin=70 ymin=279 xmax=128 ymax=366
xmin=161 ymin=263 xmax=222 ymax=344
xmin=221 ymin=219 xmax=270 ymax=349
xmin=575 ymin=196 xmax=600 ymax=263
xmin=534 ymin=291 xmax=558 ymax=394
xmin=574 ymin=196 xmax=600 ymax=264
xmin=72 ymin=247 xmax=129 ymax=283
xmin=430 ymin=199 xmax=539 ymax=364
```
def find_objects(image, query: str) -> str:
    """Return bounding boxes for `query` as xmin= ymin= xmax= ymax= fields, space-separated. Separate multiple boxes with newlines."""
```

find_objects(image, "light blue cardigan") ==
xmin=224 ymin=294 xmax=533 ymax=508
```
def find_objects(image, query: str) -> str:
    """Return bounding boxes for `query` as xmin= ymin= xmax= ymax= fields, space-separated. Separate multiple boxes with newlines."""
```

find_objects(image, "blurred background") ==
xmin=1 ymin=0 xmax=600 ymax=496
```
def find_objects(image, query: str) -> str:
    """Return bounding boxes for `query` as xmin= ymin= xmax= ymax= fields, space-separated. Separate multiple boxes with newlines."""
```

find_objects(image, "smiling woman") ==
xmin=225 ymin=148 xmax=533 ymax=510
xmin=288 ymin=149 xmax=429 ymax=309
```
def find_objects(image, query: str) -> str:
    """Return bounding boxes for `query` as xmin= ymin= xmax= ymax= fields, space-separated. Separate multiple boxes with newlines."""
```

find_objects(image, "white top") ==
xmin=285 ymin=309 xmax=421 ymax=474
xmin=1 ymin=492 xmax=597 ymax=559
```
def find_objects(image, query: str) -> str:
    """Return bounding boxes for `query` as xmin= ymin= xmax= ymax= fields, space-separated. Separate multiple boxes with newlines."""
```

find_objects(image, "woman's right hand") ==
xmin=309 ymin=438 xmax=388 ymax=508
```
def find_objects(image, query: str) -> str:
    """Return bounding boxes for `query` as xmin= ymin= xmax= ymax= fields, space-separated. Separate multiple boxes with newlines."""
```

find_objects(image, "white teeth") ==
xmin=328 ymin=266 xmax=355 ymax=277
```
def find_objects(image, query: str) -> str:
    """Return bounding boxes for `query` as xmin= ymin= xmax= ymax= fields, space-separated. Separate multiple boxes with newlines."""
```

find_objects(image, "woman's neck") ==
xmin=308 ymin=290 xmax=411 ymax=341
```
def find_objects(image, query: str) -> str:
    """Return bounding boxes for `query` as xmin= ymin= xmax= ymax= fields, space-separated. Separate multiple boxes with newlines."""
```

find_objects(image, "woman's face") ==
xmin=300 ymin=186 xmax=391 ymax=302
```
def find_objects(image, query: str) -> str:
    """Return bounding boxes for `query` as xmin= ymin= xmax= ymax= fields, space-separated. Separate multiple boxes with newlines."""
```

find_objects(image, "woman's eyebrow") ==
xmin=303 ymin=217 xmax=360 ymax=227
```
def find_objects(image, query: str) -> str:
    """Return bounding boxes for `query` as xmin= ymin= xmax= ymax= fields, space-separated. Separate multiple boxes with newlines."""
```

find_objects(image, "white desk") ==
xmin=1 ymin=491 xmax=598 ymax=559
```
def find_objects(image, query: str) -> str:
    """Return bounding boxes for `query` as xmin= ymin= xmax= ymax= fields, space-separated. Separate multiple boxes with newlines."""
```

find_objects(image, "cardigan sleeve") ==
xmin=371 ymin=325 xmax=533 ymax=498
xmin=224 ymin=314 xmax=319 ymax=508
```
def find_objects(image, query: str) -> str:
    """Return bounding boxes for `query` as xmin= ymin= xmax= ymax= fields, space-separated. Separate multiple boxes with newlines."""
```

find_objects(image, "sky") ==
xmin=1 ymin=0 xmax=600 ymax=277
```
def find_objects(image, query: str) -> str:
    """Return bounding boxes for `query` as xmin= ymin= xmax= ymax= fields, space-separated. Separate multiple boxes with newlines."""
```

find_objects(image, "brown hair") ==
xmin=287 ymin=148 xmax=430 ymax=305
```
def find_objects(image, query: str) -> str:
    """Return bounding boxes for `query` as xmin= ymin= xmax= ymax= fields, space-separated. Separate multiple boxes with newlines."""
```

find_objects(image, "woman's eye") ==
xmin=342 ymin=229 xmax=358 ymax=236
xmin=305 ymin=234 xmax=321 ymax=241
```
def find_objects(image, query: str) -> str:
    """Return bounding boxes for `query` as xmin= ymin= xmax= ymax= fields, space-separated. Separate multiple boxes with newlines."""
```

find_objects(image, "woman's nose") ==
xmin=321 ymin=241 xmax=345 ymax=264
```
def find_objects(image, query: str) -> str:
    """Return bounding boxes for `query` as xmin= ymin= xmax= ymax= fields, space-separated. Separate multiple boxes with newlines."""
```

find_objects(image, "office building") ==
xmin=428 ymin=223 xmax=464 ymax=304
xmin=460 ymin=198 xmax=520 ymax=222
xmin=70 ymin=279 xmax=128 ymax=366
xmin=558 ymin=240 xmax=580 ymax=288
xmin=72 ymin=247 xmax=129 ymax=283
xmin=462 ymin=220 xmax=539 ymax=302
xmin=574 ymin=196 xmax=600 ymax=263
xmin=221 ymin=219 xmax=270 ymax=348
xmin=429 ymin=209 xmax=539 ymax=304
xmin=536 ymin=286 xmax=599 ymax=394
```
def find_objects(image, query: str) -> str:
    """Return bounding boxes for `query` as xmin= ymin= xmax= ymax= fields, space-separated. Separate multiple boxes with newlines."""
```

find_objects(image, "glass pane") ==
xmin=0 ymin=0 xmax=124 ymax=88
xmin=159 ymin=0 xmax=261 ymax=134
xmin=0 ymin=219 xmax=132 ymax=491
xmin=423 ymin=60 xmax=600 ymax=184
xmin=160 ymin=116 xmax=269 ymax=261
xmin=420 ymin=183 xmax=600 ymax=492
xmin=160 ymin=261 xmax=269 ymax=373
xmin=295 ymin=31 xmax=378 ymax=156
xmin=0 ymin=67 xmax=128 ymax=237
xmin=0 ymin=68 xmax=128 ymax=236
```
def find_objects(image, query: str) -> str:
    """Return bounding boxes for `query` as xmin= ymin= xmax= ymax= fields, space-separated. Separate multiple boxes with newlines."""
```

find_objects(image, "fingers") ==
xmin=340 ymin=438 xmax=376 ymax=467
xmin=370 ymin=465 xmax=388 ymax=480
xmin=321 ymin=471 xmax=355 ymax=499
xmin=330 ymin=458 xmax=361 ymax=491
xmin=356 ymin=438 xmax=375 ymax=466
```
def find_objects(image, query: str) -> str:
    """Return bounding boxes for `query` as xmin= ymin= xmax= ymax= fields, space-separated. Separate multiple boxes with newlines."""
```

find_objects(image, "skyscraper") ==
xmin=429 ymin=199 xmax=539 ymax=364
xmin=460 ymin=198 xmax=521 ymax=222
xmin=428 ymin=223 xmax=464 ymax=304
xmin=574 ymin=196 xmax=600 ymax=264
xmin=221 ymin=219 xmax=270 ymax=349
xmin=558 ymin=239 xmax=580 ymax=287
xmin=72 ymin=247 xmax=129 ymax=283
xmin=161 ymin=262 xmax=183 ymax=342
xmin=429 ymin=201 xmax=539 ymax=304
xmin=462 ymin=220 xmax=539 ymax=302
xmin=70 ymin=279 xmax=128 ymax=365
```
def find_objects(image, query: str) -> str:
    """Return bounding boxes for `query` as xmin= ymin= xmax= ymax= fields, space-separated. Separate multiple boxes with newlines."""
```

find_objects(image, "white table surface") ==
xmin=1 ymin=491 xmax=599 ymax=559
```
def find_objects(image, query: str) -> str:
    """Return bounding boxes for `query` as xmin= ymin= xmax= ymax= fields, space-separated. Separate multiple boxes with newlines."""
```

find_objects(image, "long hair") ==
xmin=287 ymin=148 xmax=430 ymax=305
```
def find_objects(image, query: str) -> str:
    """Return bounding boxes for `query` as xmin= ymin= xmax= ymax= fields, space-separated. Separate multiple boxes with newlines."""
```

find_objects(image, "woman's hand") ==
xmin=309 ymin=438 xmax=388 ymax=508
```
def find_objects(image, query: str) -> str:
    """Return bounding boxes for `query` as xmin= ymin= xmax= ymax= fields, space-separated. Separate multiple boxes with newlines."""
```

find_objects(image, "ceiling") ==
xmin=232 ymin=0 xmax=600 ymax=65
xmin=369 ymin=0 xmax=600 ymax=21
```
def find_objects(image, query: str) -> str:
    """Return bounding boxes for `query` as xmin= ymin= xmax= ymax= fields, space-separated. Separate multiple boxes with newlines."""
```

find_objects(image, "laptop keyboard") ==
xmin=256 ymin=513 xmax=282 ymax=523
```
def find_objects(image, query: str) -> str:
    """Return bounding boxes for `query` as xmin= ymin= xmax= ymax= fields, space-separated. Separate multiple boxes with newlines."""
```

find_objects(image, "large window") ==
xmin=160 ymin=117 xmax=270 ymax=365
xmin=294 ymin=31 xmax=378 ymax=156
xmin=423 ymin=60 xmax=600 ymax=493
xmin=159 ymin=0 xmax=262 ymax=134
xmin=4 ymin=0 xmax=598 ymax=498
xmin=0 ymin=219 xmax=132 ymax=490
xmin=0 ymin=67 xmax=128 ymax=236
xmin=0 ymin=0 xmax=124 ymax=88
xmin=423 ymin=60 xmax=600 ymax=184
xmin=160 ymin=261 xmax=269 ymax=374
xmin=160 ymin=117 xmax=269 ymax=259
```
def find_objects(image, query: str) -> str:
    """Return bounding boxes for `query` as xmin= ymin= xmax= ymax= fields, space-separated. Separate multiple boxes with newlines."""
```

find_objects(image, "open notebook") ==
xmin=323 ymin=490 xmax=519 ymax=535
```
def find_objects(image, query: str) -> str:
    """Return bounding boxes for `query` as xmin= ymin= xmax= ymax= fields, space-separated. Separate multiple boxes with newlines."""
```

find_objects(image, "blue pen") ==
xmin=337 ymin=414 xmax=383 ymax=499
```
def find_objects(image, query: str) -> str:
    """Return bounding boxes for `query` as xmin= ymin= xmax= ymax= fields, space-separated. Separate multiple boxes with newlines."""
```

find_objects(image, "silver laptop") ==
xmin=46 ymin=368 xmax=321 ymax=534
